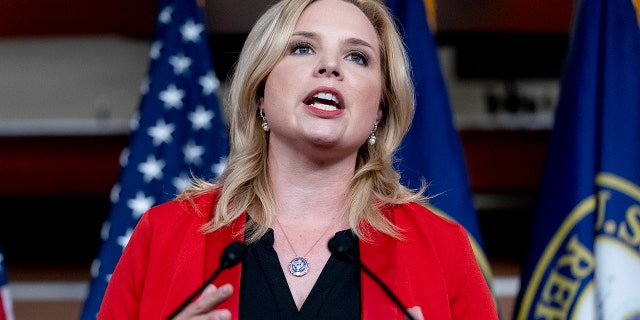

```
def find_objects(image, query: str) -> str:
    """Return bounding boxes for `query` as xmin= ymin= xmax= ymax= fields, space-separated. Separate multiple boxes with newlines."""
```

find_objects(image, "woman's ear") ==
xmin=376 ymin=108 xmax=383 ymax=123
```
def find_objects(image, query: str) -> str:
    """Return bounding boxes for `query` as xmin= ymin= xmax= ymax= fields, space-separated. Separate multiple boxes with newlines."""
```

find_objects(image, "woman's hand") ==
xmin=406 ymin=306 xmax=424 ymax=320
xmin=173 ymin=284 xmax=234 ymax=320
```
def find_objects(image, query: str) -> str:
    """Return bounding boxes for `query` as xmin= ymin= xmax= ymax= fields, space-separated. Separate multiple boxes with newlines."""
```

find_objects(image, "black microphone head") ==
xmin=328 ymin=235 xmax=356 ymax=262
xmin=219 ymin=241 xmax=248 ymax=269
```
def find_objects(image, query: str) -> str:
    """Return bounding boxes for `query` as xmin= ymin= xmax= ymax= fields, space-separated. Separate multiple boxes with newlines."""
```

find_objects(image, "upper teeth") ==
xmin=314 ymin=92 xmax=338 ymax=104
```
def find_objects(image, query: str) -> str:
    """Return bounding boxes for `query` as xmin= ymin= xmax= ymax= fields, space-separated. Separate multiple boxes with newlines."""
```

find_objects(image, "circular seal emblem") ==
xmin=289 ymin=257 xmax=310 ymax=277
xmin=518 ymin=173 xmax=640 ymax=319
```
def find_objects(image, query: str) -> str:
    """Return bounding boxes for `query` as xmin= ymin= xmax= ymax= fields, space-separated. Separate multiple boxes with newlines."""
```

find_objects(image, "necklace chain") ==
xmin=274 ymin=216 xmax=334 ymax=277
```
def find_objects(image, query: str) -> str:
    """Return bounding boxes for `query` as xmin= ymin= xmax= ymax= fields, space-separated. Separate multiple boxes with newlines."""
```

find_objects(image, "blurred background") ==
xmin=0 ymin=0 xmax=575 ymax=318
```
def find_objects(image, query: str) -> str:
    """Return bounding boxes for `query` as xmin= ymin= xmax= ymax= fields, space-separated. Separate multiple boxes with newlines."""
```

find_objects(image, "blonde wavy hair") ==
xmin=180 ymin=0 xmax=425 ymax=243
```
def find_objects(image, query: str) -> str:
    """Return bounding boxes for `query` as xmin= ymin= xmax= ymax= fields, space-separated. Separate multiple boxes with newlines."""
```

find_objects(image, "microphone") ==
xmin=167 ymin=241 xmax=248 ymax=320
xmin=328 ymin=235 xmax=416 ymax=320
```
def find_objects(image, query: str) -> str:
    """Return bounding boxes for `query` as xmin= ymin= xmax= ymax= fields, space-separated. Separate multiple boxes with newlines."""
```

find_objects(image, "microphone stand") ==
xmin=358 ymin=261 xmax=416 ymax=320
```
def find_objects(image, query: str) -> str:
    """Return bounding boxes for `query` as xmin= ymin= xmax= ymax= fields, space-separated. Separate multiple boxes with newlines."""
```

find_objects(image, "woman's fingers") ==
xmin=201 ymin=309 xmax=232 ymax=320
xmin=406 ymin=306 xmax=424 ymax=320
xmin=174 ymin=284 xmax=233 ymax=320
xmin=194 ymin=284 xmax=233 ymax=313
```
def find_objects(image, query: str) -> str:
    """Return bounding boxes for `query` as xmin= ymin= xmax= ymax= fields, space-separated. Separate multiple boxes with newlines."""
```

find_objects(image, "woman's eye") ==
xmin=291 ymin=43 xmax=314 ymax=55
xmin=346 ymin=52 xmax=368 ymax=66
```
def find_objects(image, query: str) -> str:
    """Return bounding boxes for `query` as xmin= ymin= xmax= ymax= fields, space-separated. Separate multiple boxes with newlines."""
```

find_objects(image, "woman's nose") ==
xmin=315 ymin=59 xmax=343 ymax=80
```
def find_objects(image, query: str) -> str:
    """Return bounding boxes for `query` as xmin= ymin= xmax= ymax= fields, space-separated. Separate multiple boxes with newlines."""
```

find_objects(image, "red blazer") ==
xmin=98 ymin=191 xmax=498 ymax=319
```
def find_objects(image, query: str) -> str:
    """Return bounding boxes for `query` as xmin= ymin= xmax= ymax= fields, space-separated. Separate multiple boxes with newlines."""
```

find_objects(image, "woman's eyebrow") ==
xmin=344 ymin=38 xmax=374 ymax=50
xmin=292 ymin=31 xmax=374 ymax=50
xmin=291 ymin=31 xmax=319 ymax=40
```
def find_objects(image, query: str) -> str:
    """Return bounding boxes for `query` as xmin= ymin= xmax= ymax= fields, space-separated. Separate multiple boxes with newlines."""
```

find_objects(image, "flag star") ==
xmin=169 ymin=53 xmax=192 ymax=75
xmin=189 ymin=105 xmax=214 ymax=130
xmin=212 ymin=157 xmax=228 ymax=177
xmin=130 ymin=112 xmax=140 ymax=131
xmin=127 ymin=191 xmax=155 ymax=219
xmin=183 ymin=141 xmax=205 ymax=165
xmin=90 ymin=258 xmax=100 ymax=278
xmin=158 ymin=6 xmax=173 ymax=24
xmin=173 ymin=173 xmax=192 ymax=193
xmin=110 ymin=184 xmax=121 ymax=203
xmin=138 ymin=155 xmax=166 ymax=182
xmin=101 ymin=221 xmax=111 ymax=241
xmin=106 ymin=273 xmax=112 ymax=283
xmin=117 ymin=228 xmax=134 ymax=251
xmin=148 ymin=119 xmax=175 ymax=146
xmin=159 ymin=84 xmax=185 ymax=109
xmin=149 ymin=41 xmax=163 ymax=60
xmin=180 ymin=19 xmax=204 ymax=42
xmin=140 ymin=76 xmax=151 ymax=95
xmin=199 ymin=72 xmax=220 ymax=96
xmin=119 ymin=148 xmax=130 ymax=167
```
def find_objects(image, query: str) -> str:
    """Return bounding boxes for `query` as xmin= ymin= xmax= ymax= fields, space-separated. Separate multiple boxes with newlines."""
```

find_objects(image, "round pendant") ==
xmin=288 ymin=257 xmax=309 ymax=277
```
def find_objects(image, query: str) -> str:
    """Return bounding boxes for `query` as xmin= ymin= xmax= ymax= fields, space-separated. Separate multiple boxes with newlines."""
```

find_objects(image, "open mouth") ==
xmin=304 ymin=92 xmax=342 ymax=111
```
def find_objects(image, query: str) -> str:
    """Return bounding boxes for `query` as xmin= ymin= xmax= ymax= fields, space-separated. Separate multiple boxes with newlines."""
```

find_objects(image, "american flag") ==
xmin=80 ymin=0 xmax=229 ymax=318
xmin=0 ymin=245 xmax=14 ymax=320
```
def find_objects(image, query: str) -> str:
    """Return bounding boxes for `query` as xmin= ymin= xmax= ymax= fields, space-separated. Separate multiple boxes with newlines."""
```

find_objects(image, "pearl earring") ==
xmin=368 ymin=123 xmax=378 ymax=145
xmin=259 ymin=109 xmax=269 ymax=132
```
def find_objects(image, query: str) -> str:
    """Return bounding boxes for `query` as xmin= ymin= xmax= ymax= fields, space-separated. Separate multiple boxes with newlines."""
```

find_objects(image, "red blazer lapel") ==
xmin=204 ymin=212 xmax=246 ymax=320
xmin=160 ymin=210 xmax=210 ymax=318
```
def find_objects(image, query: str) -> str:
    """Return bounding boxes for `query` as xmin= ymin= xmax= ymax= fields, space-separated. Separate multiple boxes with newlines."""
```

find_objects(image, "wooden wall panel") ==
xmin=0 ymin=130 xmax=549 ymax=196
xmin=460 ymin=129 xmax=549 ymax=192
xmin=0 ymin=1 xmax=157 ymax=37
xmin=0 ymin=136 xmax=126 ymax=196
xmin=0 ymin=0 xmax=575 ymax=38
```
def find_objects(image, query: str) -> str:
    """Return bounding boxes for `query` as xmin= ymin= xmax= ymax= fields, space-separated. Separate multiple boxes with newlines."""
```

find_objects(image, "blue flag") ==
xmin=0 ymin=244 xmax=14 ymax=320
xmin=514 ymin=0 xmax=640 ymax=319
xmin=80 ymin=0 xmax=229 ymax=318
xmin=386 ymin=0 xmax=496 ymax=301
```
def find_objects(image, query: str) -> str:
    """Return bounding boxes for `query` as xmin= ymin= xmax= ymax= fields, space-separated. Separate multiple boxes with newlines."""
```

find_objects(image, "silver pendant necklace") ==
xmin=275 ymin=217 xmax=334 ymax=277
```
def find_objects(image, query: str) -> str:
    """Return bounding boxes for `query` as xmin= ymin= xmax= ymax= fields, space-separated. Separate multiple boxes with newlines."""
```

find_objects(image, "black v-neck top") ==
xmin=239 ymin=228 xmax=361 ymax=319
